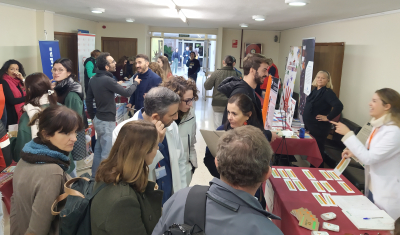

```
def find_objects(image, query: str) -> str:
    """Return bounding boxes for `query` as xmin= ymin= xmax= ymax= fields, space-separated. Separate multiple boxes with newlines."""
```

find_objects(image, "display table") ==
xmin=264 ymin=167 xmax=391 ymax=234
xmin=0 ymin=177 xmax=12 ymax=213
xmin=270 ymin=136 xmax=323 ymax=167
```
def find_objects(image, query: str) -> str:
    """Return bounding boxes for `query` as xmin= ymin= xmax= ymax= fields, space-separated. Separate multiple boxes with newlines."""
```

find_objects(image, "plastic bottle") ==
xmin=299 ymin=124 xmax=305 ymax=139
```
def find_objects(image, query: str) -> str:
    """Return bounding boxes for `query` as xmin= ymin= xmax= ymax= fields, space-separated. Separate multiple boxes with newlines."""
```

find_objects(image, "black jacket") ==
xmin=0 ymin=78 xmax=25 ymax=127
xmin=217 ymin=77 xmax=272 ymax=140
xmin=303 ymin=86 xmax=343 ymax=130
xmin=86 ymin=70 xmax=138 ymax=121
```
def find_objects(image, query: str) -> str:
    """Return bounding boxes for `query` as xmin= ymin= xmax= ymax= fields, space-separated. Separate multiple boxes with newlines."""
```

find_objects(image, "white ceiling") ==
xmin=3 ymin=0 xmax=400 ymax=30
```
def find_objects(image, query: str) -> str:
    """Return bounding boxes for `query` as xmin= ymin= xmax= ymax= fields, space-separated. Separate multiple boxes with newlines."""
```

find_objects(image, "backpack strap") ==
xmin=86 ymin=182 xmax=108 ymax=200
xmin=184 ymin=185 xmax=209 ymax=231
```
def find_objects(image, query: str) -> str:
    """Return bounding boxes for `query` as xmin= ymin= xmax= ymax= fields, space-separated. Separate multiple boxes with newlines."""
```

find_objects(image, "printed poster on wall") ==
xmin=265 ymin=77 xmax=280 ymax=130
xmin=78 ymin=33 xmax=96 ymax=88
xmin=38 ymin=41 xmax=61 ymax=80
xmin=299 ymin=38 xmax=316 ymax=118
xmin=286 ymin=97 xmax=297 ymax=128
xmin=279 ymin=46 xmax=301 ymax=112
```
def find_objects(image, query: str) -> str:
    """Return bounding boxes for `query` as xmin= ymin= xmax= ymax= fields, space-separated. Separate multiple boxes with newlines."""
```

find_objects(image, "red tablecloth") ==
xmin=264 ymin=167 xmax=391 ymax=235
xmin=0 ymin=178 xmax=13 ymax=213
xmin=270 ymin=137 xmax=323 ymax=167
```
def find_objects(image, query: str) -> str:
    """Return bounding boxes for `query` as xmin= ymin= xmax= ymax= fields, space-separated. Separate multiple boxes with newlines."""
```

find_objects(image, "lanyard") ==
xmin=367 ymin=128 xmax=379 ymax=150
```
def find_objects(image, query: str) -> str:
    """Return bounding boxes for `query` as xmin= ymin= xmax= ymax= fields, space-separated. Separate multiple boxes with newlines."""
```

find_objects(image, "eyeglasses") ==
xmin=52 ymin=68 xmax=65 ymax=73
xmin=182 ymin=97 xmax=195 ymax=105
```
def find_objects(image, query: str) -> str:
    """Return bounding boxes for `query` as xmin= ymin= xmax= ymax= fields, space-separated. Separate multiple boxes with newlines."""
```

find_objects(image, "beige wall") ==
xmin=95 ymin=22 xmax=148 ymax=55
xmin=54 ymin=14 xmax=98 ymax=34
xmin=0 ymin=4 xmax=38 ymax=73
xmin=149 ymin=26 xmax=217 ymax=35
xmin=221 ymin=29 xmax=281 ymax=72
xmin=279 ymin=12 xmax=400 ymax=125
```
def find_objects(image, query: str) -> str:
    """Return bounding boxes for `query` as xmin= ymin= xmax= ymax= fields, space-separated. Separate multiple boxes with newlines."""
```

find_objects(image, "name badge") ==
xmin=155 ymin=166 xmax=167 ymax=180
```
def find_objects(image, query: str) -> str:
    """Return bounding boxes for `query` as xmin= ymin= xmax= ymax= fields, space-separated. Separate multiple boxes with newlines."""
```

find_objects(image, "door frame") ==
xmin=54 ymin=32 xmax=78 ymax=76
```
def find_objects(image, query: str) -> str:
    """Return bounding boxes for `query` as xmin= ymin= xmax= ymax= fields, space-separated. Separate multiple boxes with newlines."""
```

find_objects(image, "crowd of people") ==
xmin=1 ymin=49 xmax=399 ymax=235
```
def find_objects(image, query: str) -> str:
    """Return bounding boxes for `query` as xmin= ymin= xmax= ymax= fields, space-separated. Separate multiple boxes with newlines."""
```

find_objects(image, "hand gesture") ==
xmin=14 ymin=71 xmax=24 ymax=81
xmin=342 ymin=149 xmax=354 ymax=159
xmin=126 ymin=103 xmax=133 ymax=110
xmin=316 ymin=115 xmax=328 ymax=122
xmin=152 ymin=120 xmax=166 ymax=143
xmin=134 ymin=75 xmax=141 ymax=85
xmin=117 ymin=81 xmax=123 ymax=85
xmin=330 ymin=121 xmax=351 ymax=136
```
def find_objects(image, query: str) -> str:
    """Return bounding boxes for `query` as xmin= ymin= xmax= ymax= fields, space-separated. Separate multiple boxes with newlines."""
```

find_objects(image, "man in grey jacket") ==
xmin=152 ymin=125 xmax=283 ymax=235
xmin=204 ymin=55 xmax=242 ymax=128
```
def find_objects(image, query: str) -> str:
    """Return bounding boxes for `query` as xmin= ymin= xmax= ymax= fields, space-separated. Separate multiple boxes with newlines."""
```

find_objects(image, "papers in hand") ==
xmin=200 ymin=129 xmax=226 ymax=157
xmin=333 ymin=158 xmax=350 ymax=176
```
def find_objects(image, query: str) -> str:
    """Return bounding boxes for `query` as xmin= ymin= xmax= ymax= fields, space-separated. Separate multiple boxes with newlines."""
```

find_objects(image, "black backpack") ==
xmin=163 ymin=185 xmax=209 ymax=235
xmin=51 ymin=173 xmax=107 ymax=235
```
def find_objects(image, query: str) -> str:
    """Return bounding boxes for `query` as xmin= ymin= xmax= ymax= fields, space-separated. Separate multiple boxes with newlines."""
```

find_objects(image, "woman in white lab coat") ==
xmin=331 ymin=88 xmax=400 ymax=219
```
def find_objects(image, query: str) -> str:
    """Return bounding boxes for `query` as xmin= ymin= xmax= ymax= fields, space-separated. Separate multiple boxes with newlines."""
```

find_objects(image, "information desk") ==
xmin=264 ymin=167 xmax=391 ymax=234
xmin=270 ymin=136 xmax=323 ymax=167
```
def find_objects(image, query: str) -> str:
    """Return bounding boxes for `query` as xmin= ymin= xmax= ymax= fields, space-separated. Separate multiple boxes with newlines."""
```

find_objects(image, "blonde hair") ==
xmin=149 ymin=62 xmax=166 ymax=81
xmin=95 ymin=120 xmax=158 ymax=193
xmin=312 ymin=71 xmax=333 ymax=89
xmin=158 ymin=56 xmax=172 ymax=80
xmin=375 ymin=88 xmax=400 ymax=128
xmin=265 ymin=58 xmax=273 ymax=65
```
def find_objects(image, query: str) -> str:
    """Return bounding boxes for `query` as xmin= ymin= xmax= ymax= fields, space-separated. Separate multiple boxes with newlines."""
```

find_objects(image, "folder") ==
xmin=200 ymin=129 xmax=226 ymax=157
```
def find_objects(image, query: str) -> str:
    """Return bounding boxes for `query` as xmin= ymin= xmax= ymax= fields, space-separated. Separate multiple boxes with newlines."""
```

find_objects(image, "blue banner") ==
xmin=39 ymin=40 xmax=61 ymax=80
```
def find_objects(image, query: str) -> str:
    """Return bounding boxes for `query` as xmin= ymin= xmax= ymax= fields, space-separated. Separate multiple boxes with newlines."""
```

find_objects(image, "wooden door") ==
xmin=54 ymin=32 xmax=78 ymax=76
xmin=313 ymin=43 xmax=345 ymax=98
xmin=101 ymin=37 xmax=138 ymax=62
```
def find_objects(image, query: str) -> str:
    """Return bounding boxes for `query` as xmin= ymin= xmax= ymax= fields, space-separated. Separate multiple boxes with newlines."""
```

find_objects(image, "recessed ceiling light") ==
xmin=126 ymin=18 xmax=135 ymax=22
xmin=240 ymin=23 xmax=248 ymax=27
xmin=91 ymin=8 xmax=105 ymax=14
xmin=252 ymin=15 xmax=265 ymax=21
xmin=285 ymin=0 xmax=310 ymax=6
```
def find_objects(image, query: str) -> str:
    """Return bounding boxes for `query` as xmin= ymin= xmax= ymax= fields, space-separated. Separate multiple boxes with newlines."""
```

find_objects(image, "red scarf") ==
xmin=2 ymin=74 xmax=26 ymax=122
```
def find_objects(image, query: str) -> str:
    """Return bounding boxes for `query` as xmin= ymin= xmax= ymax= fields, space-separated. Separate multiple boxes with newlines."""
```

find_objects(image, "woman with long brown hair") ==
xmin=91 ymin=120 xmax=162 ymax=234
xmin=113 ymin=55 xmax=128 ymax=81
xmin=332 ymin=88 xmax=400 ymax=219
xmin=14 ymin=72 xmax=58 ymax=162
xmin=149 ymin=62 xmax=166 ymax=81
xmin=157 ymin=56 xmax=173 ymax=82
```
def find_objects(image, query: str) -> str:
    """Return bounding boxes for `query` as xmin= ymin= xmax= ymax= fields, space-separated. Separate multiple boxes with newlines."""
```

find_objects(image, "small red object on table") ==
xmin=0 ymin=162 xmax=17 ymax=214
xmin=263 ymin=167 xmax=391 ymax=235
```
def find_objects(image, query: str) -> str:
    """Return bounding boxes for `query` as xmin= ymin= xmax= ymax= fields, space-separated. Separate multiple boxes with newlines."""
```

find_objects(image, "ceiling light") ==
xmin=167 ymin=0 xmax=176 ymax=10
xmin=126 ymin=18 xmax=135 ymax=22
xmin=240 ymin=23 xmax=248 ymax=27
xmin=285 ymin=0 xmax=310 ymax=6
xmin=178 ymin=9 xmax=187 ymax=23
xmin=252 ymin=15 xmax=265 ymax=21
xmin=91 ymin=8 xmax=105 ymax=14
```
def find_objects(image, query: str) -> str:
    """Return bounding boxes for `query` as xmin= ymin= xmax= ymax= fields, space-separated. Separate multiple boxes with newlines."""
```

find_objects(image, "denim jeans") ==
xmin=92 ymin=117 xmax=115 ymax=177
xmin=172 ymin=58 xmax=179 ymax=74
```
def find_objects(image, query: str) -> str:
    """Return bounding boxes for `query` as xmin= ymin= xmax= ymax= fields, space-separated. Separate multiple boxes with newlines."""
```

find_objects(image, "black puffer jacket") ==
xmin=218 ymin=77 xmax=272 ymax=141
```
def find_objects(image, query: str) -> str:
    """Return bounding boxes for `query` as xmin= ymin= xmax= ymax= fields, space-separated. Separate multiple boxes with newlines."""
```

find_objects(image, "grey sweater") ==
xmin=86 ymin=70 xmax=138 ymax=121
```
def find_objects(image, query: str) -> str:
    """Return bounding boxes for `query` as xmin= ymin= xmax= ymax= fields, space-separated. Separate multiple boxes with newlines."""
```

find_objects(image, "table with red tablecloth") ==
xmin=270 ymin=136 xmax=323 ymax=167
xmin=0 ymin=163 xmax=16 ymax=214
xmin=264 ymin=167 xmax=391 ymax=234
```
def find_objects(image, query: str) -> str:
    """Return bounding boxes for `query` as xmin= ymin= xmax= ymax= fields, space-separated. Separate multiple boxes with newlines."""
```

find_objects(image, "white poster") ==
xmin=78 ymin=33 xmax=96 ymax=89
xmin=264 ymin=179 xmax=275 ymax=212
xmin=286 ymin=97 xmax=297 ymax=128
xmin=279 ymin=46 xmax=301 ymax=112
xmin=304 ymin=61 xmax=314 ymax=96
xmin=265 ymin=77 xmax=280 ymax=130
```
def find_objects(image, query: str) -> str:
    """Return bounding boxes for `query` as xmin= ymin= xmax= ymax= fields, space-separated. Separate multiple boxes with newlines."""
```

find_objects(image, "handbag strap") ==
xmin=184 ymin=185 xmax=209 ymax=231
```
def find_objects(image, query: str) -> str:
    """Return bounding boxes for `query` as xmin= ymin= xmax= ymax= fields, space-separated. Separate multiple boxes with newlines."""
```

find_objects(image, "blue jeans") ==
xmin=172 ymin=58 xmax=179 ymax=74
xmin=92 ymin=117 xmax=115 ymax=177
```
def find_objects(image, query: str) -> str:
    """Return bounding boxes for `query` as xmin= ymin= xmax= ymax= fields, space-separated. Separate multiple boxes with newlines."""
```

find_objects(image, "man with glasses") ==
xmin=86 ymin=52 xmax=141 ymax=176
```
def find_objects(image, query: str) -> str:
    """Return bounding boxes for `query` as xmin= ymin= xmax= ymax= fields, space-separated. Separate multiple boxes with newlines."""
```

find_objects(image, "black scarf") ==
xmin=54 ymin=77 xmax=84 ymax=104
